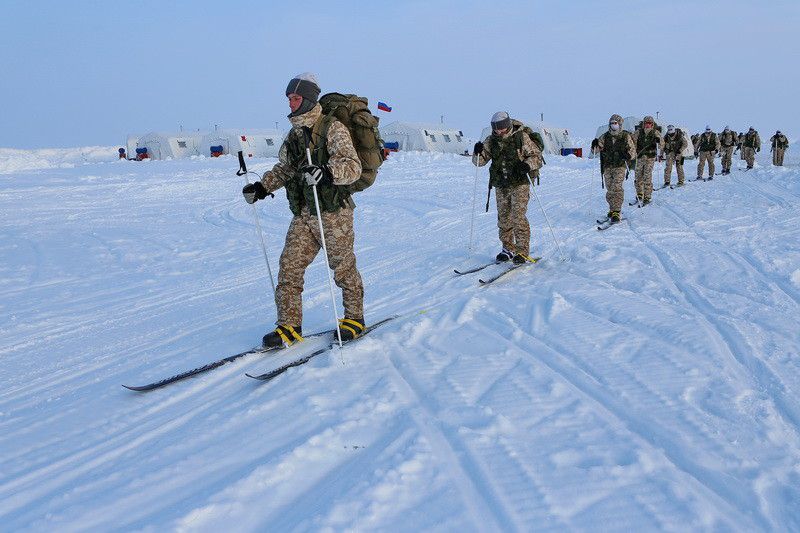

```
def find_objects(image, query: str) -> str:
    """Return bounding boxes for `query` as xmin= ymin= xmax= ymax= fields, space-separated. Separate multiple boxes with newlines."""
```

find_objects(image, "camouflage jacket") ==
xmin=261 ymin=104 xmax=362 ymax=215
xmin=594 ymin=130 xmax=636 ymax=169
xmin=472 ymin=123 xmax=543 ymax=188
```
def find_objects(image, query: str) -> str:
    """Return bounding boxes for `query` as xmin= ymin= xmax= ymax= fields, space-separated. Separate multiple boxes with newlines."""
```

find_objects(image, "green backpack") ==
xmin=317 ymin=93 xmax=385 ymax=192
xmin=510 ymin=119 xmax=545 ymax=152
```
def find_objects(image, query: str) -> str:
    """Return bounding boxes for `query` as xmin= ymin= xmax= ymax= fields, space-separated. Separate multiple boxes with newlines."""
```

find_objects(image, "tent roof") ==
xmin=380 ymin=121 xmax=466 ymax=133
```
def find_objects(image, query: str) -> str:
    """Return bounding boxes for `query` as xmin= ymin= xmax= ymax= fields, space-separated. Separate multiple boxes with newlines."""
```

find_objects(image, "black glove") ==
xmin=757 ymin=147 xmax=760 ymax=152
xmin=514 ymin=160 xmax=530 ymax=174
xmin=242 ymin=181 xmax=268 ymax=204
xmin=590 ymin=138 xmax=599 ymax=151
xmin=300 ymin=164 xmax=332 ymax=187
xmin=473 ymin=141 xmax=484 ymax=155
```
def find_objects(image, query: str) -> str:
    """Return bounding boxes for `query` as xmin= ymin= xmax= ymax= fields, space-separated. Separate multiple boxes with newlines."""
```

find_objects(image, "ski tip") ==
xmin=122 ymin=384 xmax=149 ymax=392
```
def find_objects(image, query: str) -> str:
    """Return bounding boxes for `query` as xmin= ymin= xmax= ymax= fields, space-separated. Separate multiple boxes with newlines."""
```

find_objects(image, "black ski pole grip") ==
xmin=236 ymin=151 xmax=247 ymax=176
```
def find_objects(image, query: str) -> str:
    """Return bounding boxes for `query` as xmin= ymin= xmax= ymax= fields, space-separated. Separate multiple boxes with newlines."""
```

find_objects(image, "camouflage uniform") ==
xmin=662 ymin=130 xmax=688 ymax=185
xmin=473 ymin=122 xmax=542 ymax=256
xmin=770 ymin=133 xmax=788 ymax=166
xmin=738 ymin=133 xmax=745 ymax=160
xmin=718 ymin=130 xmax=738 ymax=174
xmin=696 ymin=132 xmax=720 ymax=178
xmin=631 ymin=116 xmax=662 ymax=202
xmin=742 ymin=130 xmax=761 ymax=168
xmin=593 ymin=114 xmax=636 ymax=215
xmin=260 ymin=103 xmax=363 ymax=328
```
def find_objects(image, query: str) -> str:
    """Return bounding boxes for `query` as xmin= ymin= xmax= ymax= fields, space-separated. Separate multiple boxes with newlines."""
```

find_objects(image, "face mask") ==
xmin=610 ymin=123 xmax=620 ymax=131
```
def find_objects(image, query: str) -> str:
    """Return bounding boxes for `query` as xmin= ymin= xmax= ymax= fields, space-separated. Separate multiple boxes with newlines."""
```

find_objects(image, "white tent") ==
xmin=200 ymin=129 xmax=284 ymax=158
xmin=480 ymin=120 xmax=576 ymax=156
xmin=125 ymin=135 xmax=138 ymax=159
xmin=591 ymin=117 xmax=695 ymax=160
xmin=136 ymin=132 xmax=206 ymax=160
xmin=379 ymin=122 xmax=473 ymax=154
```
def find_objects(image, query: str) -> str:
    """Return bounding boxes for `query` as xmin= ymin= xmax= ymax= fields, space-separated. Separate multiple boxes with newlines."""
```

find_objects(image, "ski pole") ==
xmin=485 ymin=182 xmax=492 ymax=213
xmin=467 ymin=152 xmax=480 ymax=255
xmin=237 ymin=151 xmax=276 ymax=299
xmin=304 ymin=147 xmax=344 ymax=348
xmin=528 ymin=173 xmax=565 ymax=262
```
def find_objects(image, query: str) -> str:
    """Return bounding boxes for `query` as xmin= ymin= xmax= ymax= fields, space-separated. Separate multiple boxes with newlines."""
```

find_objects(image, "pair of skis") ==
xmin=122 ymin=317 xmax=395 ymax=391
xmin=596 ymin=216 xmax=626 ymax=231
xmin=454 ymin=257 xmax=541 ymax=284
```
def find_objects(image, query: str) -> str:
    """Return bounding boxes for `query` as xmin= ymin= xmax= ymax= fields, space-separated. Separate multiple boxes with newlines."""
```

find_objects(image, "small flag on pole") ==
xmin=377 ymin=101 xmax=392 ymax=112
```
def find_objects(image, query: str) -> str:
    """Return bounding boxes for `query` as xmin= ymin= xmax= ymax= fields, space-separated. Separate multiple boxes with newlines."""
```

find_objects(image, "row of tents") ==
xmin=126 ymin=121 xmax=579 ymax=161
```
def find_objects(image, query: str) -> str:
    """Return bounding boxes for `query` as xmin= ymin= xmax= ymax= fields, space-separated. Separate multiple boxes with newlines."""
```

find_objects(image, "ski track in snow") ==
xmin=1 ymin=150 xmax=800 ymax=531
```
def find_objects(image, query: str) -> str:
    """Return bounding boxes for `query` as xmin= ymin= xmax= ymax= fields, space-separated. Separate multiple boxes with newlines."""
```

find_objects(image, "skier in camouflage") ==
xmin=242 ymin=73 xmax=366 ymax=347
xmin=472 ymin=112 xmax=543 ymax=264
xmin=592 ymin=114 xmax=636 ymax=222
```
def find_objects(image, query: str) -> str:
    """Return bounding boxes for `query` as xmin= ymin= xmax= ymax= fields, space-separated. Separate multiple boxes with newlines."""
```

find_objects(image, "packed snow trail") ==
xmin=1 ymin=149 xmax=799 ymax=531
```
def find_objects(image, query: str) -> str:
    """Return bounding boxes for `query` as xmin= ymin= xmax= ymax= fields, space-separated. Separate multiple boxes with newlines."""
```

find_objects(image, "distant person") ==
xmin=472 ymin=111 xmax=543 ymax=264
xmin=770 ymin=130 xmax=789 ymax=166
xmin=691 ymin=133 xmax=701 ymax=155
xmin=631 ymin=115 xmax=662 ymax=204
xmin=592 ymin=114 xmax=636 ymax=224
xmin=662 ymin=125 xmax=688 ymax=187
xmin=737 ymin=132 xmax=745 ymax=160
xmin=118 ymin=148 xmax=126 ymax=160
xmin=242 ymin=72 xmax=366 ymax=347
xmin=718 ymin=126 xmax=737 ymax=175
xmin=696 ymin=126 xmax=720 ymax=180
xmin=742 ymin=127 xmax=761 ymax=170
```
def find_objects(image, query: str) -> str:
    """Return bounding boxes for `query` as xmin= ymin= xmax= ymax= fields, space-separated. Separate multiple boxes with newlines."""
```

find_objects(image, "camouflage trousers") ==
xmin=697 ymin=151 xmax=715 ymax=177
xmin=743 ymin=147 xmax=756 ymax=167
xmin=495 ymin=183 xmax=531 ymax=255
xmin=603 ymin=166 xmax=626 ymax=213
xmin=773 ymin=148 xmax=785 ymax=166
xmin=634 ymin=156 xmax=655 ymax=200
xmin=275 ymin=207 xmax=364 ymax=328
xmin=720 ymin=146 xmax=735 ymax=172
xmin=663 ymin=153 xmax=685 ymax=185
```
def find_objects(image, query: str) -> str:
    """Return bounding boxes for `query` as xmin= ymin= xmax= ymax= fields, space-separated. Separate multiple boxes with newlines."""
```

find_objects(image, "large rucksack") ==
xmin=510 ymin=119 xmax=545 ymax=152
xmin=317 ymin=93 xmax=385 ymax=192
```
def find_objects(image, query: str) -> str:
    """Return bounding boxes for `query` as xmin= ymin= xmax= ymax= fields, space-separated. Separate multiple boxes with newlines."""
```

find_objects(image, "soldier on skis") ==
xmin=770 ymin=130 xmax=788 ymax=166
xmin=696 ymin=126 xmax=720 ymax=180
xmin=662 ymin=125 xmax=688 ymax=187
xmin=631 ymin=116 xmax=662 ymax=204
xmin=242 ymin=73 xmax=366 ymax=347
xmin=742 ymin=127 xmax=761 ymax=170
xmin=718 ymin=126 xmax=737 ymax=175
xmin=592 ymin=114 xmax=636 ymax=223
xmin=472 ymin=112 xmax=543 ymax=265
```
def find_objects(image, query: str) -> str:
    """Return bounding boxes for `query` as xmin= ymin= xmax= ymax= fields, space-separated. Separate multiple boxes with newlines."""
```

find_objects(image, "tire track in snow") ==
xmin=384 ymin=350 xmax=521 ymax=532
xmin=499 ymin=323 xmax=763 ymax=531
xmin=628 ymin=209 xmax=800 ymax=435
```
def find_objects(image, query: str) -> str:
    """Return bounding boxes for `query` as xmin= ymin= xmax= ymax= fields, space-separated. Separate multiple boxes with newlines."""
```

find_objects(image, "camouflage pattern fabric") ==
xmin=495 ymin=183 xmax=531 ymax=255
xmin=697 ymin=151 xmax=716 ymax=178
xmin=603 ymin=166 xmax=627 ymax=212
xmin=773 ymin=148 xmax=786 ymax=166
xmin=634 ymin=156 xmax=655 ymax=201
xmin=743 ymin=147 xmax=757 ymax=168
xmin=275 ymin=207 xmax=363 ymax=327
xmin=258 ymin=103 xmax=364 ymax=328
xmin=473 ymin=126 xmax=543 ymax=175
xmin=261 ymin=104 xmax=362 ymax=192
xmin=663 ymin=153 xmax=685 ymax=185
xmin=720 ymin=146 xmax=734 ymax=172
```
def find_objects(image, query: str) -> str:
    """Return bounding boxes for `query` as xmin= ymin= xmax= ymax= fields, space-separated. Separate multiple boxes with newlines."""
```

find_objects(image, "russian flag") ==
xmin=377 ymin=101 xmax=392 ymax=112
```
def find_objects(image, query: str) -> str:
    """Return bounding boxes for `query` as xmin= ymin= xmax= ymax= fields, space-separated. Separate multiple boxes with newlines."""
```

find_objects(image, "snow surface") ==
xmin=1 ymin=149 xmax=800 ymax=531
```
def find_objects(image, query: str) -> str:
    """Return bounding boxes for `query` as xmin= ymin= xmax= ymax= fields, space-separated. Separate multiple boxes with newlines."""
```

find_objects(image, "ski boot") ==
xmin=338 ymin=317 xmax=365 ymax=342
xmin=263 ymin=325 xmax=303 ymax=348
xmin=496 ymin=249 xmax=513 ymax=262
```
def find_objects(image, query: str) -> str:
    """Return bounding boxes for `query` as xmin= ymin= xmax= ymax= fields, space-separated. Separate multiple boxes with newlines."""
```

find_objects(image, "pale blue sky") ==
xmin=1 ymin=0 xmax=797 ymax=148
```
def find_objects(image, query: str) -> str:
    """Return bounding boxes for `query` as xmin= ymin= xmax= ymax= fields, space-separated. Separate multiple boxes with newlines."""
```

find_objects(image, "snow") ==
xmin=1 ymin=147 xmax=800 ymax=531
